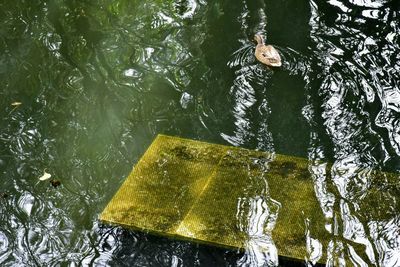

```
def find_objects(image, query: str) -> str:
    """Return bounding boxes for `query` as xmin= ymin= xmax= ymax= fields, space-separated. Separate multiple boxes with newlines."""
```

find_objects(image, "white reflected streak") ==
xmin=375 ymin=85 xmax=400 ymax=155
xmin=237 ymin=236 xmax=278 ymax=267
xmin=157 ymin=12 xmax=174 ymax=24
xmin=144 ymin=47 xmax=155 ymax=60
xmin=181 ymin=0 xmax=198 ymax=19
xmin=18 ymin=192 xmax=35 ymax=216
xmin=0 ymin=232 xmax=8 ymax=252
xmin=328 ymin=0 xmax=351 ymax=12
xmin=309 ymin=0 xmax=320 ymax=26
xmin=386 ymin=32 xmax=396 ymax=44
xmin=361 ymin=9 xmax=381 ymax=19
xmin=331 ymin=156 xmax=374 ymax=200
xmin=370 ymin=218 xmax=400 ymax=267
xmin=228 ymin=45 xmax=254 ymax=68
xmin=95 ymin=228 xmax=118 ymax=266
xmin=0 ymin=231 xmax=11 ymax=263
xmin=305 ymin=218 xmax=323 ymax=265
xmin=151 ymin=12 xmax=179 ymax=29
xmin=340 ymin=201 xmax=376 ymax=264
xmin=326 ymin=240 xmax=346 ymax=267
xmin=179 ymin=92 xmax=193 ymax=109
xmin=309 ymin=162 xmax=335 ymax=220
xmin=221 ymin=73 xmax=257 ymax=146
xmin=349 ymin=0 xmax=387 ymax=8
xmin=308 ymin=0 xmax=400 ymax=265
xmin=171 ymin=255 xmax=182 ymax=267
xmin=254 ymin=6 xmax=267 ymax=36
xmin=236 ymin=197 xmax=280 ymax=267
xmin=41 ymin=32 xmax=62 ymax=59
xmin=222 ymin=0 xmax=274 ymax=148
xmin=383 ymin=89 xmax=400 ymax=113
xmin=123 ymin=68 xmax=141 ymax=78
xmin=348 ymin=245 xmax=369 ymax=267
xmin=359 ymin=77 xmax=375 ymax=103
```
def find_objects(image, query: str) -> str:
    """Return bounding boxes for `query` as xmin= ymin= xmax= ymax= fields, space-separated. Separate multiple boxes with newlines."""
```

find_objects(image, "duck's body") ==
xmin=254 ymin=34 xmax=282 ymax=67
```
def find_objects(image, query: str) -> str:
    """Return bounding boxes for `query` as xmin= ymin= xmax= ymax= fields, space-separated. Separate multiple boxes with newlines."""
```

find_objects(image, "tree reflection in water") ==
xmin=236 ymin=196 xmax=280 ymax=267
xmin=304 ymin=0 xmax=400 ymax=266
xmin=228 ymin=0 xmax=400 ymax=266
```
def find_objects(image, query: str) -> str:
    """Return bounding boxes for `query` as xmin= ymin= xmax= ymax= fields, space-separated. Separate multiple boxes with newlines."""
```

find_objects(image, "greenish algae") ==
xmin=100 ymin=134 xmax=329 ymax=262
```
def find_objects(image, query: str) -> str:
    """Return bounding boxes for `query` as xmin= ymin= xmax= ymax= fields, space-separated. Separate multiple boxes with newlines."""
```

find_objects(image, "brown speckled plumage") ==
xmin=254 ymin=34 xmax=282 ymax=67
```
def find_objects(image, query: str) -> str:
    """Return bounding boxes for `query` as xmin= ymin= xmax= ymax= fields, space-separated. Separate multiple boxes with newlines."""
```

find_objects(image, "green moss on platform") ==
xmin=100 ymin=134 xmax=329 ymax=262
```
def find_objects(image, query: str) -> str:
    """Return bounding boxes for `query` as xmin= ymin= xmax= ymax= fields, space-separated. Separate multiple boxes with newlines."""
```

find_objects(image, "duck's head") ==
xmin=254 ymin=34 xmax=264 ymax=45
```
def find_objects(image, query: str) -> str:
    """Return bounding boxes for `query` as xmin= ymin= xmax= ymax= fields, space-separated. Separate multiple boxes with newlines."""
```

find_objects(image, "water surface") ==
xmin=1 ymin=0 xmax=400 ymax=266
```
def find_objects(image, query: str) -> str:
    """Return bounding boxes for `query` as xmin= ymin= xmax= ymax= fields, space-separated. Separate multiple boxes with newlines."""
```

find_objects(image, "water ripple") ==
xmin=236 ymin=197 xmax=280 ymax=267
xmin=1 ymin=0 xmax=400 ymax=265
xmin=306 ymin=0 xmax=400 ymax=265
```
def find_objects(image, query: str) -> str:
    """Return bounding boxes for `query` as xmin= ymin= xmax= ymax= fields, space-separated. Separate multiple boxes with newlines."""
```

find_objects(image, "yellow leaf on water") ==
xmin=39 ymin=170 xmax=52 ymax=181
xmin=11 ymin=102 xmax=22 ymax=106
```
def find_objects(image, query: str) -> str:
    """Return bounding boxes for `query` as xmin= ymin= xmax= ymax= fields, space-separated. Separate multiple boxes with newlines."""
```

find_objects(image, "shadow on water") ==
xmin=1 ymin=0 xmax=400 ymax=266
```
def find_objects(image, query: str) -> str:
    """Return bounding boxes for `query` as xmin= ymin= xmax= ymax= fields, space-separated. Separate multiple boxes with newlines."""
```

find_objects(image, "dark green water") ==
xmin=1 ymin=0 xmax=400 ymax=266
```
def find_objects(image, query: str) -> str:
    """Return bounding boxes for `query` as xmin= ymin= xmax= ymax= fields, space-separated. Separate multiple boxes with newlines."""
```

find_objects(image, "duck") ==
xmin=254 ymin=34 xmax=282 ymax=67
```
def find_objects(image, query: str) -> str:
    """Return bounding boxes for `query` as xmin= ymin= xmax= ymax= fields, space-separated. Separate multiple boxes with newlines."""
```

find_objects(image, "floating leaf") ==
xmin=39 ymin=170 xmax=52 ymax=181
xmin=11 ymin=102 xmax=22 ymax=106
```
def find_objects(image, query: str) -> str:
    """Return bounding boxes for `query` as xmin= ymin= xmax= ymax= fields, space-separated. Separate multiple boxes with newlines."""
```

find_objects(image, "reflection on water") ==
xmin=0 ymin=0 xmax=400 ymax=266
xmin=0 ymin=0 xmax=210 ymax=265
xmin=236 ymin=196 xmax=280 ymax=267
xmin=305 ymin=0 xmax=400 ymax=266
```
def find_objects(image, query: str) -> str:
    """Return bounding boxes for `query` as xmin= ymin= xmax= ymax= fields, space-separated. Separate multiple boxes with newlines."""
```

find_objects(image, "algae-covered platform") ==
xmin=100 ymin=134 xmax=328 ymax=262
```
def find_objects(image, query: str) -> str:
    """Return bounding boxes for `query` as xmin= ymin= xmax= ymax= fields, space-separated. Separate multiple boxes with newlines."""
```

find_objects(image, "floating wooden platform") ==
xmin=100 ymin=134 xmax=330 ymax=262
